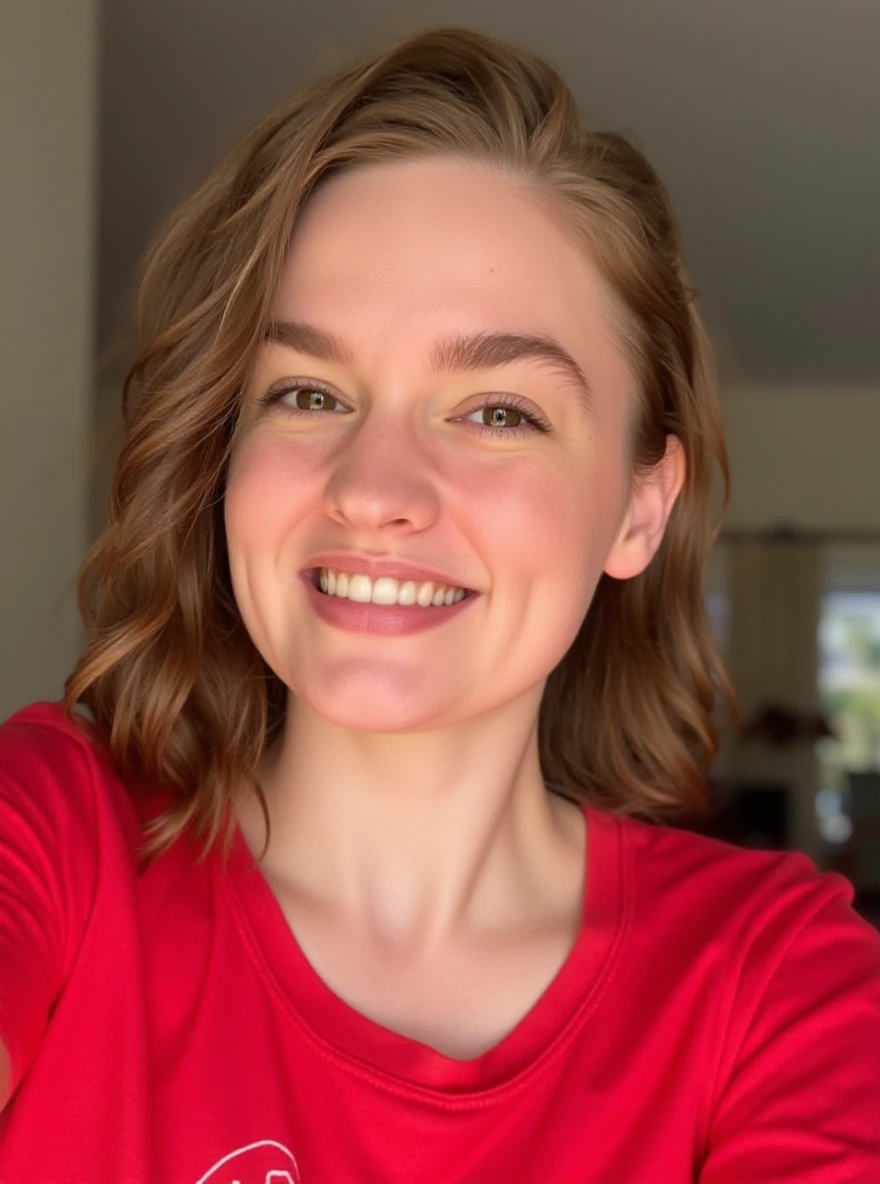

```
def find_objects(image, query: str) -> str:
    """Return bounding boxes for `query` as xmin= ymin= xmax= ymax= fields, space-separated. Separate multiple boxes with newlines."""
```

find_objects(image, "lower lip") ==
xmin=300 ymin=572 xmax=479 ymax=635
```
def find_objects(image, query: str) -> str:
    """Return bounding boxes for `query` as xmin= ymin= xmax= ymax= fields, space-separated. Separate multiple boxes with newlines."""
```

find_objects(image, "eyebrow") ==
xmin=265 ymin=319 xmax=593 ymax=413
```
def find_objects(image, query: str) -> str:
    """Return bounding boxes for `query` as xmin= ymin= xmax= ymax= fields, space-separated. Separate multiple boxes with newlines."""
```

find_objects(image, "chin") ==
xmin=297 ymin=683 xmax=449 ymax=734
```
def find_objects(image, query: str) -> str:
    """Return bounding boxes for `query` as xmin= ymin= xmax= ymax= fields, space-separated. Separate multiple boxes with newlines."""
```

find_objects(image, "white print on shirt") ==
xmin=194 ymin=1139 xmax=301 ymax=1184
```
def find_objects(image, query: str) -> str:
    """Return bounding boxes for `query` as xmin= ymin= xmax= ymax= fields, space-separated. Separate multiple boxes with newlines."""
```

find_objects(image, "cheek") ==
xmin=225 ymin=434 xmax=318 ymax=554
xmin=468 ymin=452 xmax=623 ymax=587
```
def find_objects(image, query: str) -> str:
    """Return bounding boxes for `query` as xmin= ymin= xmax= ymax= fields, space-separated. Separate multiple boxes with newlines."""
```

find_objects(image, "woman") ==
xmin=1 ymin=26 xmax=878 ymax=1184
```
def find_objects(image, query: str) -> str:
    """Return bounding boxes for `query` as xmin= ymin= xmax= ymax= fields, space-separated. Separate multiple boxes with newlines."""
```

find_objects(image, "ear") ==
xmin=603 ymin=434 xmax=686 ymax=580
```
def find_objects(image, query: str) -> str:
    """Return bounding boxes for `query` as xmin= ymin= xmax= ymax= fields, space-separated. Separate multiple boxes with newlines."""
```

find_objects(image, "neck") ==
xmin=235 ymin=690 xmax=585 ymax=954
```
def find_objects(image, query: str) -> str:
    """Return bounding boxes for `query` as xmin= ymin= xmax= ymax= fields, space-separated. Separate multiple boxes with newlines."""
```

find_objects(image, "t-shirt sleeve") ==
xmin=698 ymin=878 xmax=880 ymax=1182
xmin=0 ymin=717 xmax=98 ymax=1097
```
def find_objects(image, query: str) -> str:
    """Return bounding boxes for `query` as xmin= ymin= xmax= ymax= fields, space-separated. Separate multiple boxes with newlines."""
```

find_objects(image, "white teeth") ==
xmin=397 ymin=581 xmax=417 ymax=606
xmin=316 ymin=568 xmax=468 ymax=607
xmin=348 ymin=574 xmax=374 ymax=603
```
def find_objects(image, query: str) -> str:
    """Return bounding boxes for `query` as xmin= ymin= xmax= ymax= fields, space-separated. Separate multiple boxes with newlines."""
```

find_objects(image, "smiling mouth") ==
xmin=308 ymin=567 xmax=475 ymax=607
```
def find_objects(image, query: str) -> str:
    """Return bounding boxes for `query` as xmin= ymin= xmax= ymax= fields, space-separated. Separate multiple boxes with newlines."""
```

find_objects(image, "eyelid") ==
xmin=258 ymin=376 xmax=340 ymax=402
xmin=461 ymin=392 xmax=551 ymax=432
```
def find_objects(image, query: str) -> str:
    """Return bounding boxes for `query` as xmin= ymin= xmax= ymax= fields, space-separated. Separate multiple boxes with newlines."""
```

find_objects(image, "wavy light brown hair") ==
xmin=65 ymin=26 xmax=737 ymax=861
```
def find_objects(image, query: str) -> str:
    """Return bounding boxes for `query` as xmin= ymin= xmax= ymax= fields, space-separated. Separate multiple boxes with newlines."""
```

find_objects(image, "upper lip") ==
xmin=304 ymin=552 xmax=476 ymax=591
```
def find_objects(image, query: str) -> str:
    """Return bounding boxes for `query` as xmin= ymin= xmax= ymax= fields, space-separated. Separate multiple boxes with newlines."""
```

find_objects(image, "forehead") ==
xmin=274 ymin=157 xmax=627 ymax=379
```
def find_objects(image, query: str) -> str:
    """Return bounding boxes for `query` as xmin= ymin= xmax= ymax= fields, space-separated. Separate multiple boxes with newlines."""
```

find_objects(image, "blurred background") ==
xmin=1 ymin=1 xmax=879 ymax=920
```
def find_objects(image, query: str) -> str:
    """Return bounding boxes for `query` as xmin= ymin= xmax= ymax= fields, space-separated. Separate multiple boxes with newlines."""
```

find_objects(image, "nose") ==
xmin=322 ymin=410 xmax=440 ymax=534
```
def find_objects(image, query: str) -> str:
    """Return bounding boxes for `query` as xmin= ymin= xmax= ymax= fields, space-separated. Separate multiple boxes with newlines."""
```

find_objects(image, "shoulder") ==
xmin=1 ymin=700 xmax=99 ymax=810
xmin=1 ymin=698 xmax=104 ymax=765
xmin=611 ymin=810 xmax=877 ymax=975
xmin=618 ymin=808 xmax=856 ymax=910
xmin=0 ymin=699 xmax=144 ymax=857
xmin=609 ymin=812 xmax=880 ymax=1104
xmin=1 ymin=699 xmax=109 ymax=806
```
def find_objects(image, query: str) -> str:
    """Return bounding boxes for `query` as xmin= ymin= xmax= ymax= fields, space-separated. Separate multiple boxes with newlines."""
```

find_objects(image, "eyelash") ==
xmin=255 ymin=381 xmax=552 ymax=438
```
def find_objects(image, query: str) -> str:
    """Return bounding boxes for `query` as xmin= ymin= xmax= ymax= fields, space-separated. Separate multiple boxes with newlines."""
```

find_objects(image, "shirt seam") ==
xmin=700 ymin=872 xmax=851 ymax=1148
xmin=0 ymin=713 xmax=104 ymax=1088
xmin=14 ymin=715 xmax=105 ymax=983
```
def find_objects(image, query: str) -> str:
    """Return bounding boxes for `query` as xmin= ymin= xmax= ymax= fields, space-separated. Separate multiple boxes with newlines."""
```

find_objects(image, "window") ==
xmin=817 ymin=590 xmax=880 ymax=844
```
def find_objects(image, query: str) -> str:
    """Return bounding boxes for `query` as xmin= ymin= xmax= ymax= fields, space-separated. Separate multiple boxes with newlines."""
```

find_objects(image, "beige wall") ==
xmin=0 ymin=1 xmax=98 ymax=720
xmin=721 ymin=385 xmax=880 ymax=530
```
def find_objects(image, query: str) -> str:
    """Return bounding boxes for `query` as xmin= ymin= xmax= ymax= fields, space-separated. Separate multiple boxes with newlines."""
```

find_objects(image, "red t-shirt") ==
xmin=1 ymin=700 xmax=879 ymax=1184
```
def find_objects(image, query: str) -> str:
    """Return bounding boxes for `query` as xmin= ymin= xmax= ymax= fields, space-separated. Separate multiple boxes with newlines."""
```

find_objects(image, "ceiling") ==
xmin=98 ymin=0 xmax=880 ymax=384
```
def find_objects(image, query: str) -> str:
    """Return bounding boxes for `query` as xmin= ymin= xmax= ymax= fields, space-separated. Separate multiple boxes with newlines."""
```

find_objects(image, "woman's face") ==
xmin=225 ymin=156 xmax=682 ymax=732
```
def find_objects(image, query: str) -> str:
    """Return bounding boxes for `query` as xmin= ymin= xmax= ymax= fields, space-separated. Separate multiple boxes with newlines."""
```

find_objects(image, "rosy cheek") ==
xmin=226 ymin=435 xmax=318 ymax=535
xmin=458 ymin=462 xmax=573 ymax=562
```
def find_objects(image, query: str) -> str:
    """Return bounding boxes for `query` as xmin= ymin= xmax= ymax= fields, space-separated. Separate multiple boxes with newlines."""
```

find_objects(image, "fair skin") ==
xmin=225 ymin=156 xmax=684 ymax=1058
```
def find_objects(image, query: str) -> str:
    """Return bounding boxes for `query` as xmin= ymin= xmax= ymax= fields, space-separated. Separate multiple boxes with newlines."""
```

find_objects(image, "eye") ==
xmin=256 ymin=380 xmax=348 ymax=416
xmin=461 ymin=396 xmax=552 ymax=437
xmin=255 ymin=382 xmax=553 ymax=437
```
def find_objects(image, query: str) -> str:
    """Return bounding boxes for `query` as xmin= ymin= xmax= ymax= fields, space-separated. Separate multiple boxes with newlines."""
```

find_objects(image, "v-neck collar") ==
xmin=223 ymin=801 xmax=628 ymax=1099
